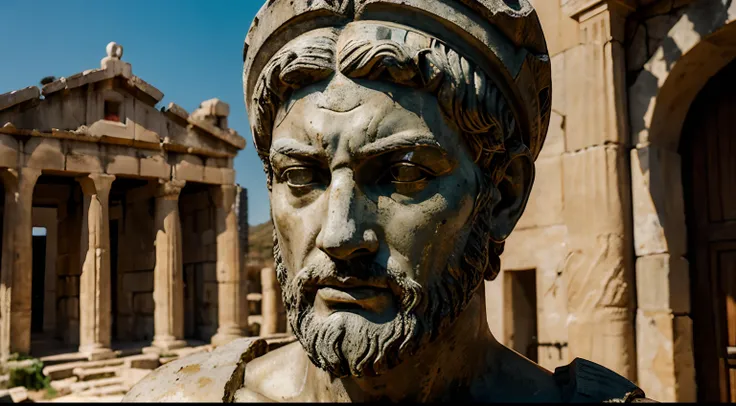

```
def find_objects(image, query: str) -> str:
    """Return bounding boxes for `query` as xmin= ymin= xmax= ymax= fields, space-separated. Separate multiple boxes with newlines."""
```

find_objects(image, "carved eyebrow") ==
xmin=355 ymin=130 xmax=446 ymax=159
xmin=270 ymin=138 xmax=324 ymax=162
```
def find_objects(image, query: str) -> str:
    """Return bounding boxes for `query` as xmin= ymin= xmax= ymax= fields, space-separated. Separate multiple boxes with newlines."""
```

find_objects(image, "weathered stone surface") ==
xmin=173 ymin=155 xmax=205 ymax=182
xmin=635 ymin=254 xmax=690 ymax=314
xmin=562 ymin=145 xmax=635 ymax=380
xmin=636 ymin=310 xmax=695 ymax=402
xmin=23 ymin=137 xmax=64 ymax=170
xmin=529 ymin=0 xmax=580 ymax=56
xmin=630 ymin=145 xmax=687 ymax=258
xmin=0 ymin=134 xmax=19 ymax=168
xmin=517 ymin=155 xmax=564 ymax=229
xmin=0 ymin=87 xmax=40 ymax=112
xmin=123 ymin=337 xmax=267 ymax=402
xmin=65 ymin=142 xmax=103 ymax=173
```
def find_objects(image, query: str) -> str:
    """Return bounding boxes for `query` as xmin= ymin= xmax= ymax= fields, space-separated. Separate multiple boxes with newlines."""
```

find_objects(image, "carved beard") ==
xmin=275 ymin=233 xmax=488 ymax=378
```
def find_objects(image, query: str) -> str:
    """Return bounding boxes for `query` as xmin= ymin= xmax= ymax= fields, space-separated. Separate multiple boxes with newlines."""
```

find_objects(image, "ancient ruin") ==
xmin=0 ymin=42 xmax=249 ymax=366
xmin=125 ymin=0 xmax=656 ymax=402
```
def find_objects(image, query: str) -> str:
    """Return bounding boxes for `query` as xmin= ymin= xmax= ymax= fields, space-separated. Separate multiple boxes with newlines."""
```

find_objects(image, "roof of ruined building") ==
xmin=0 ymin=42 xmax=246 ymax=151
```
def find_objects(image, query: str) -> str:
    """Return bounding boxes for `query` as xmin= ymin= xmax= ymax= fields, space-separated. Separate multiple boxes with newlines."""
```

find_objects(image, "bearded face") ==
xmin=268 ymin=77 xmax=489 ymax=378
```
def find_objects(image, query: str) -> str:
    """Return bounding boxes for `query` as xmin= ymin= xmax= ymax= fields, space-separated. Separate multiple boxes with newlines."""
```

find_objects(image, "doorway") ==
xmin=681 ymin=58 xmax=736 ymax=402
xmin=31 ymin=229 xmax=47 ymax=334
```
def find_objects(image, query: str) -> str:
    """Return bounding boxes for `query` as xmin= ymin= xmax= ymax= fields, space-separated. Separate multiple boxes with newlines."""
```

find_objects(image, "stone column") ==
xmin=0 ymin=168 xmax=41 ymax=362
xmin=211 ymin=185 xmax=243 ymax=346
xmin=260 ymin=267 xmax=286 ymax=336
xmin=151 ymin=180 xmax=187 ymax=351
xmin=561 ymin=0 xmax=637 ymax=381
xmin=77 ymin=174 xmax=115 ymax=360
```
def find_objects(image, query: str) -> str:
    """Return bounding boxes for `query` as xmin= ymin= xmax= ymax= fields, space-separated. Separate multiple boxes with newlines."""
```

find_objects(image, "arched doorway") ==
xmin=681 ymin=58 xmax=736 ymax=403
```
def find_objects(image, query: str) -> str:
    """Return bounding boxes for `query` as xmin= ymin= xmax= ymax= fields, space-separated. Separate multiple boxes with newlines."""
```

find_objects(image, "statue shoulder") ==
xmin=553 ymin=358 xmax=656 ymax=403
xmin=122 ymin=337 xmax=269 ymax=403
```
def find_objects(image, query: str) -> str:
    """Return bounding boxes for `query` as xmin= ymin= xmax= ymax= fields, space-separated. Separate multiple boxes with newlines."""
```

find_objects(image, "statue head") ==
xmin=243 ymin=0 xmax=551 ymax=379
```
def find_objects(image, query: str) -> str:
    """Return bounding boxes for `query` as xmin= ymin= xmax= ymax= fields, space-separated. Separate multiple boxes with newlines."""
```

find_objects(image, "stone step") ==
xmin=0 ymin=387 xmax=28 ymax=403
xmin=78 ymin=384 xmax=128 ymax=398
xmin=43 ymin=358 xmax=125 ymax=380
xmin=70 ymin=376 xmax=124 ymax=393
xmin=121 ymin=353 xmax=159 ymax=370
xmin=72 ymin=365 xmax=120 ymax=381
xmin=247 ymin=293 xmax=262 ymax=302
xmin=49 ymin=376 xmax=78 ymax=397
xmin=40 ymin=353 xmax=88 ymax=367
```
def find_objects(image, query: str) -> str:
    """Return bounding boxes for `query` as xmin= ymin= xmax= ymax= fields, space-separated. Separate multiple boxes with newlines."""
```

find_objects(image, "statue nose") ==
xmin=316 ymin=170 xmax=379 ymax=260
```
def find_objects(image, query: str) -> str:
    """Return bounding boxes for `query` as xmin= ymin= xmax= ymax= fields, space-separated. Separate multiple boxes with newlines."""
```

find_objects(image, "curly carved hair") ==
xmin=249 ymin=25 xmax=532 ymax=282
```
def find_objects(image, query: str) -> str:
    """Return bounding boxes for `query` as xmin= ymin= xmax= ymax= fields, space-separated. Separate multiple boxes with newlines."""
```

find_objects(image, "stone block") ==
xmin=133 ymin=293 xmax=155 ymax=314
xmin=139 ymin=150 xmax=170 ymax=179
xmin=173 ymin=155 xmax=205 ymax=182
xmin=133 ymin=100 xmax=163 ymax=144
xmin=204 ymin=282 xmax=218 ymax=304
xmin=104 ymin=145 xmax=139 ymax=176
xmin=65 ymin=141 xmax=103 ymax=173
xmin=539 ymin=111 xmax=565 ymax=158
xmin=201 ymin=229 xmax=215 ymax=246
xmin=118 ymin=292 xmax=133 ymax=316
xmin=123 ymin=272 xmax=154 ymax=293
xmin=88 ymin=120 xmax=134 ymax=141
xmin=636 ymin=310 xmax=695 ymax=402
xmin=68 ymin=297 xmax=79 ymax=320
xmin=630 ymin=145 xmax=687 ymax=257
xmin=23 ymin=137 xmax=64 ymax=170
xmin=635 ymin=253 xmax=690 ymax=313
xmin=222 ymin=168 xmax=235 ymax=185
xmin=0 ymin=134 xmax=19 ymax=168
xmin=204 ymin=166 xmax=224 ymax=184
xmin=564 ymin=41 xmax=628 ymax=151
xmin=550 ymin=52 xmax=567 ymax=116
xmin=517 ymin=156 xmax=564 ymax=229
xmin=529 ymin=0 xmax=580 ymax=56
xmin=562 ymin=145 xmax=631 ymax=248
xmin=202 ymin=262 xmax=217 ymax=283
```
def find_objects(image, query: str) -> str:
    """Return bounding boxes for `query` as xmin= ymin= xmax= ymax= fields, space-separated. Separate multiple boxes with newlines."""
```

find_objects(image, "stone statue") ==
xmin=124 ymin=0 xmax=655 ymax=402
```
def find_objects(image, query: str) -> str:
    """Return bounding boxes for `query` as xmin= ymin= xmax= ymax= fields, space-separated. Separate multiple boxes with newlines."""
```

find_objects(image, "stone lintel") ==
xmin=0 ymin=87 xmax=41 ymax=112
xmin=562 ymin=0 xmax=636 ymax=21
xmin=188 ymin=119 xmax=246 ymax=150
xmin=164 ymin=102 xmax=190 ymax=126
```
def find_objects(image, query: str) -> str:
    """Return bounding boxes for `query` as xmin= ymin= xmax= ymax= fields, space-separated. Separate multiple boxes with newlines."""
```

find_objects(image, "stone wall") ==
xmin=56 ymin=185 xmax=82 ymax=345
xmin=180 ymin=189 xmax=218 ymax=341
xmin=116 ymin=186 xmax=156 ymax=342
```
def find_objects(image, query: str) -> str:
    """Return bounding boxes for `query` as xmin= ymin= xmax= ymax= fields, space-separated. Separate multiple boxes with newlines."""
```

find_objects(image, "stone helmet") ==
xmin=242 ymin=0 xmax=551 ymax=163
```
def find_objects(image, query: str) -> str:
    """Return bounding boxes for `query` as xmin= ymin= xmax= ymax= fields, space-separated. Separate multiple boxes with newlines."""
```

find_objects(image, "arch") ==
xmin=628 ymin=1 xmax=736 ymax=402
xmin=629 ymin=1 xmax=736 ymax=151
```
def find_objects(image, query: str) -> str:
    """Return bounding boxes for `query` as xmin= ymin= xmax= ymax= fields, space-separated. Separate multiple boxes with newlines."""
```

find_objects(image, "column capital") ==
xmin=156 ymin=179 xmax=186 ymax=200
xmin=76 ymin=173 xmax=116 ymax=197
xmin=0 ymin=167 xmax=42 ymax=192
xmin=562 ymin=0 xmax=636 ymax=21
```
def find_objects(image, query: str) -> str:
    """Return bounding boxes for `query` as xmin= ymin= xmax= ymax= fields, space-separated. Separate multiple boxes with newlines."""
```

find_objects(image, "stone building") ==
xmin=0 ymin=43 xmax=248 ymax=363
xmin=485 ymin=0 xmax=736 ymax=402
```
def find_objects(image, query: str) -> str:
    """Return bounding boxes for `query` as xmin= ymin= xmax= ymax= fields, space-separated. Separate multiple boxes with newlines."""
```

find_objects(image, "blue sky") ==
xmin=0 ymin=1 xmax=271 ymax=225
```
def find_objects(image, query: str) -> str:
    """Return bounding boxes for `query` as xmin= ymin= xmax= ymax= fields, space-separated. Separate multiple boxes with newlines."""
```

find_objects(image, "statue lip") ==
xmin=312 ymin=275 xmax=390 ymax=291
xmin=312 ymin=276 xmax=393 ymax=310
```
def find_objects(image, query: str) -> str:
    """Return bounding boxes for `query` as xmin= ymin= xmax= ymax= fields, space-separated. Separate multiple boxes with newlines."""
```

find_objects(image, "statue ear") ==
xmin=489 ymin=153 xmax=535 ymax=242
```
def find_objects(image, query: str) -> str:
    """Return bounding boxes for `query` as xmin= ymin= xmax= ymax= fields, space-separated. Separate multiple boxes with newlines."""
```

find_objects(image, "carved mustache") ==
xmin=291 ymin=259 xmax=422 ymax=312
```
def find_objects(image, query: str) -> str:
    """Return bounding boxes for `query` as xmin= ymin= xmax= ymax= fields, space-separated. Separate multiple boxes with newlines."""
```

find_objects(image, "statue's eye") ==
xmin=389 ymin=163 xmax=429 ymax=183
xmin=283 ymin=167 xmax=316 ymax=187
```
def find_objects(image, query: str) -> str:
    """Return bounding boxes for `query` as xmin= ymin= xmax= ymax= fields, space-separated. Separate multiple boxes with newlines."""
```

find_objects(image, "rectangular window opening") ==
xmin=104 ymin=100 xmax=121 ymax=122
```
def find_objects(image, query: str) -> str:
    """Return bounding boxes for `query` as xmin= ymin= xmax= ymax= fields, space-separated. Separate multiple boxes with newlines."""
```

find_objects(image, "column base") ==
xmin=148 ymin=337 xmax=187 ymax=353
xmin=211 ymin=328 xmax=242 ymax=347
xmin=79 ymin=345 xmax=115 ymax=361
